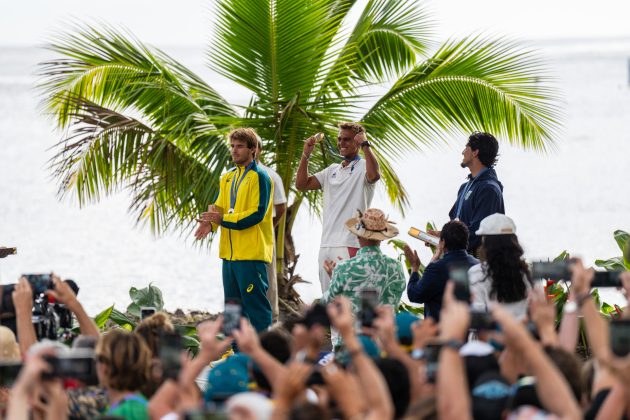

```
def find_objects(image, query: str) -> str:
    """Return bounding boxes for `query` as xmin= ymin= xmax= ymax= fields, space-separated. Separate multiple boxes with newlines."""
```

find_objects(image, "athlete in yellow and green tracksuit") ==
xmin=211 ymin=160 xmax=274 ymax=332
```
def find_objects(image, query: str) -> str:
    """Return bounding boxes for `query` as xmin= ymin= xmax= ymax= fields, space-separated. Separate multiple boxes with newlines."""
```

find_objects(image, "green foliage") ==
xmin=93 ymin=305 xmax=114 ymax=329
xmin=127 ymin=284 xmax=165 ymax=317
xmin=397 ymin=301 xmax=424 ymax=317
xmin=595 ymin=230 xmax=630 ymax=271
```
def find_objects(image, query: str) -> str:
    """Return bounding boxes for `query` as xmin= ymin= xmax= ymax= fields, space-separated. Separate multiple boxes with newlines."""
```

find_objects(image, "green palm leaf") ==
xmin=363 ymin=36 xmax=562 ymax=153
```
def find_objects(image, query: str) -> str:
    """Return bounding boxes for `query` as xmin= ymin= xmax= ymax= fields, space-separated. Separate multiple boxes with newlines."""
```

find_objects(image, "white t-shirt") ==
xmin=314 ymin=158 xmax=375 ymax=248
xmin=258 ymin=162 xmax=287 ymax=217
xmin=468 ymin=263 xmax=531 ymax=320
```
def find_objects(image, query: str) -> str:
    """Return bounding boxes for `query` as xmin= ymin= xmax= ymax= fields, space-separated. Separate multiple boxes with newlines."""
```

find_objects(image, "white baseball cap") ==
xmin=475 ymin=213 xmax=517 ymax=236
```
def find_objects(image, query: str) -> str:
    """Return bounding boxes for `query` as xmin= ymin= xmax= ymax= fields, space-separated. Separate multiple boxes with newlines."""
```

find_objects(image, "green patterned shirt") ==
xmin=323 ymin=246 xmax=406 ymax=313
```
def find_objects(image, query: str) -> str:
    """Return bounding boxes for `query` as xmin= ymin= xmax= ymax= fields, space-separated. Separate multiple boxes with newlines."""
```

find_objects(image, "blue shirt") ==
xmin=406 ymin=249 xmax=479 ymax=321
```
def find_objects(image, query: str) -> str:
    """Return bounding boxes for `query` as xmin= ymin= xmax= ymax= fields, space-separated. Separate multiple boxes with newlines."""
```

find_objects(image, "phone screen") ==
xmin=610 ymin=320 xmax=630 ymax=357
xmin=160 ymin=332 xmax=182 ymax=380
xmin=222 ymin=302 xmax=242 ymax=336
xmin=449 ymin=266 xmax=471 ymax=302
xmin=23 ymin=273 xmax=53 ymax=294
xmin=359 ymin=289 xmax=378 ymax=327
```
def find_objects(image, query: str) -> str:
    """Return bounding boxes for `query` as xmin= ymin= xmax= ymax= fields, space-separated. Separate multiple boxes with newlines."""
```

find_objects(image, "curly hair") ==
xmin=467 ymin=132 xmax=499 ymax=168
xmin=480 ymin=234 xmax=532 ymax=303
xmin=134 ymin=312 xmax=174 ymax=357
xmin=338 ymin=121 xmax=365 ymax=134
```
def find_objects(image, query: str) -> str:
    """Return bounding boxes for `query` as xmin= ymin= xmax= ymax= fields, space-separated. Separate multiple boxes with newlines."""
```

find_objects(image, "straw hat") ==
xmin=345 ymin=208 xmax=398 ymax=241
xmin=0 ymin=326 xmax=20 ymax=361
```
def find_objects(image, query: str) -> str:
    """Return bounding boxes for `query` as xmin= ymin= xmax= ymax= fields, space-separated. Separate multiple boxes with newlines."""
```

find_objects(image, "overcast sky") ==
xmin=2 ymin=0 xmax=630 ymax=47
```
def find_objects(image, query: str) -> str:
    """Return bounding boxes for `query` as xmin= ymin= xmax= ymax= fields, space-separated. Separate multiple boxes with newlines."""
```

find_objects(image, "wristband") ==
xmin=576 ymin=292 xmax=592 ymax=307
xmin=439 ymin=339 xmax=463 ymax=351
xmin=302 ymin=153 xmax=310 ymax=160
xmin=360 ymin=140 xmax=371 ymax=148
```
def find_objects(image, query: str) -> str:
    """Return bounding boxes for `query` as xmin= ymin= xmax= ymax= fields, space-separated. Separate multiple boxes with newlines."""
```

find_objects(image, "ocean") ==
xmin=1 ymin=38 xmax=629 ymax=315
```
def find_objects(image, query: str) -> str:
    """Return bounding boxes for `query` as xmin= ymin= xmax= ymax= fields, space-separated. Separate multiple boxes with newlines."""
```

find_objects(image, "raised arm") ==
xmin=49 ymin=276 xmax=99 ymax=337
xmin=355 ymin=132 xmax=380 ymax=184
xmin=493 ymin=304 xmax=582 ymax=420
xmin=329 ymin=297 xmax=394 ymax=420
xmin=12 ymin=278 xmax=37 ymax=355
xmin=295 ymin=135 xmax=322 ymax=191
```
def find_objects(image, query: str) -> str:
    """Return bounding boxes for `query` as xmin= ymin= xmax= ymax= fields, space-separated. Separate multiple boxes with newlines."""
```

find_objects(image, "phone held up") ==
xmin=532 ymin=260 xmax=623 ymax=287
xmin=359 ymin=289 xmax=378 ymax=327
xmin=222 ymin=300 xmax=242 ymax=336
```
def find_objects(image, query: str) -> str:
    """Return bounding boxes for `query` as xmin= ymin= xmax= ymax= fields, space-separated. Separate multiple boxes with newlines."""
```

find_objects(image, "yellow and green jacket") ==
xmin=212 ymin=160 xmax=274 ymax=262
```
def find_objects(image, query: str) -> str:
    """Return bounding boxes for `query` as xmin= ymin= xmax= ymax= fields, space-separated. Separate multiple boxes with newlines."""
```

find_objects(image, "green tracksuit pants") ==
xmin=222 ymin=260 xmax=272 ymax=332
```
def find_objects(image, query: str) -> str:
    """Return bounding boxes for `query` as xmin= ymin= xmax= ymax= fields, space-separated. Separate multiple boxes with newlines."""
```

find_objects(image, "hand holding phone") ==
xmin=159 ymin=332 xmax=183 ymax=380
xmin=449 ymin=266 xmax=471 ymax=303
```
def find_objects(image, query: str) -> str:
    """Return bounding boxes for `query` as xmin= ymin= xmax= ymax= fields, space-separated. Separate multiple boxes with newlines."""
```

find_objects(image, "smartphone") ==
xmin=449 ymin=266 xmax=471 ymax=302
xmin=359 ymin=289 xmax=379 ymax=327
xmin=0 ymin=361 xmax=22 ymax=386
xmin=531 ymin=261 xmax=572 ymax=281
xmin=610 ymin=319 xmax=630 ymax=357
xmin=424 ymin=343 xmax=442 ymax=384
xmin=532 ymin=260 xmax=622 ymax=287
xmin=42 ymin=352 xmax=97 ymax=384
xmin=159 ymin=331 xmax=182 ymax=380
xmin=22 ymin=273 xmax=53 ymax=294
xmin=222 ymin=301 xmax=242 ymax=336
xmin=140 ymin=307 xmax=157 ymax=320
xmin=408 ymin=227 xmax=440 ymax=247
xmin=469 ymin=310 xmax=498 ymax=330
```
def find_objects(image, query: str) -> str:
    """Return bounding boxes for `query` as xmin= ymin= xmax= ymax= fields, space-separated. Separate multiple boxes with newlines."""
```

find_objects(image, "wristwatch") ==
xmin=563 ymin=300 xmax=578 ymax=314
xmin=360 ymin=140 xmax=371 ymax=149
xmin=440 ymin=339 xmax=464 ymax=351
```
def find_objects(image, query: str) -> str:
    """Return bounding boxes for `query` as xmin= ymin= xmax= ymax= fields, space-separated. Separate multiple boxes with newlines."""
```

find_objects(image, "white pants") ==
xmin=318 ymin=246 xmax=352 ymax=295
xmin=266 ymin=239 xmax=279 ymax=322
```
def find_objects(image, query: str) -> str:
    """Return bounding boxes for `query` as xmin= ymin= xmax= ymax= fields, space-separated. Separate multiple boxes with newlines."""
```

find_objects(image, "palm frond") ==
xmin=209 ymin=0 xmax=354 ymax=103
xmin=39 ymin=23 xmax=237 ymax=141
xmin=49 ymin=96 xmax=230 ymax=234
xmin=319 ymin=0 xmax=433 ymax=96
xmin=363 ymin=36 xmax=562 ymax=153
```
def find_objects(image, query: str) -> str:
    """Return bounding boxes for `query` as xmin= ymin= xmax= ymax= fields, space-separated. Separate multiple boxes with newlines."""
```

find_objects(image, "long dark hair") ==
xmin=479 ymin=234 xmax=532 ymax=303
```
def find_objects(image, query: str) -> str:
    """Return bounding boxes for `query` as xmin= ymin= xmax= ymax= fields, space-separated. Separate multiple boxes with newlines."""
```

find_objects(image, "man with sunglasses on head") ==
xmin=296 ymin=122 xmax=381 ymax=295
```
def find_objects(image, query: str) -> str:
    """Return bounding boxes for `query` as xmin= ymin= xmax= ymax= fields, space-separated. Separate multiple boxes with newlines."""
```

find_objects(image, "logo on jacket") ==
xmin=246 ymin=284 xmax=254 ymax=293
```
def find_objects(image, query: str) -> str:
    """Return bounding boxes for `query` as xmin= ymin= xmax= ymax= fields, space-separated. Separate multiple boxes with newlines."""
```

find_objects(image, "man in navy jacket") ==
xmin=446 ymin=132 xmax=504 ymax=255
xmin=405 ymin=220 xmax=479 ymax=321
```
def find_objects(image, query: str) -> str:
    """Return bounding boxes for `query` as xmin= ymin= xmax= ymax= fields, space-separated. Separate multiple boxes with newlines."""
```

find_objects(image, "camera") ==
xmin=359 ymin=289 xmax=378 ymax=327
xmin=0 ymin=275 xmax=77 ymax=341
xmin=531 ymin=260 xmax=622 ymax=287
xmin=41 ymin=351 xmax=98 ymax=385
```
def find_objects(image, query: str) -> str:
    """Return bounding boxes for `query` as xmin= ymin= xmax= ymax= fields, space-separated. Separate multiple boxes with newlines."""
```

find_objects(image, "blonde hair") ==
xmin=97 ymin=329 xmax=152 ymax=392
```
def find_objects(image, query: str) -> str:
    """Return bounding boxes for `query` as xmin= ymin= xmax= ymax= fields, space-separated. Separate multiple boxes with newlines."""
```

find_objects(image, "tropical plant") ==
xmin=38 ymin=0 xmax=561 ymax=310
xmin=595 ymin=229 xmax=630 ymax=271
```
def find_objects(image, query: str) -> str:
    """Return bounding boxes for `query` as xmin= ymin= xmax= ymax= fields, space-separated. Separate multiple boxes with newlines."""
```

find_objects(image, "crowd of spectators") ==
xmin=2 ymin=213 xmax=630 ymax=420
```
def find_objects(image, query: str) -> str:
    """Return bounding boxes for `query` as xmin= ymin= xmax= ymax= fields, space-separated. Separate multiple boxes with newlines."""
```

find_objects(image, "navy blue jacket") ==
xmin=407 ymin=250 xmax=479 ymax=321
xmin=449 ymin=168 xmax=504 ymax=253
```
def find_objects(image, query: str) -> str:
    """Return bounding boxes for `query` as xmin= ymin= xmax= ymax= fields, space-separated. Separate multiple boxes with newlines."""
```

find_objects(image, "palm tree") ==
xmin=39 ymin=0 xmax=561 ymax=311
